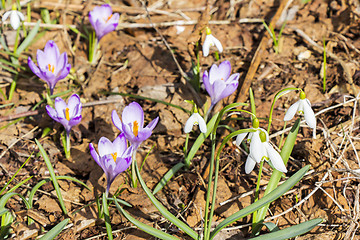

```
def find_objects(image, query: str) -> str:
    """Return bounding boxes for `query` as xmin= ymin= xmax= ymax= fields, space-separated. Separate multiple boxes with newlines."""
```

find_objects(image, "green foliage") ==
xmin=39 ymin=218 xmax=70 ymax=240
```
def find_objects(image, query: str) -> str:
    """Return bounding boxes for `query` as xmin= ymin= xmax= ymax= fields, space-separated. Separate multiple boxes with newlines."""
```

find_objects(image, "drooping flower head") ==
xmin=2 ymin=5 xmax=24 ymax=30
xmin=89 ymin=4 xmax=119 ymax=41
xmin=28 ymin=40 xmax=71 ymax=95
xmin=184 ymin=112 xmax=207 ymax=133
xmin=46 ymin=94 xmax=82 ymax=134
xmin=235 ymin=119 xmax=287 ymax=174
xmin=203 ymin=60 xmax=239 ymax=107
xmin=284 ymin=91 xmax=316 ymax=131
xmin=90 ymin=134 xmax=133 ymax=196
xmin=202 ymin=27 xmax=223 ymax=57
xmin=112 ymin=102 xmax=159 ymax=150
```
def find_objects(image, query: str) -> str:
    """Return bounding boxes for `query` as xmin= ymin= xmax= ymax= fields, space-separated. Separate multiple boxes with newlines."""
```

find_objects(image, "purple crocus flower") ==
xmin=89 ymin=4 xmax=119 ymax=41
xmin=203 ymin=60 xmax=239 ymax=107
xmin=90 ymin=134 xmax=133 ymax=196
xmin=111 ymin=102 xmax=159 ymax=150
xmin=46 ymin=94 xmax=82 ymax=134
xmin=28 ymin=40 xmax=71 ymax=95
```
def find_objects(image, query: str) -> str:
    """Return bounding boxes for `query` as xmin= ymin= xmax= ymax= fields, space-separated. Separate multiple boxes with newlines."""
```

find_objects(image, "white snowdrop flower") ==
xmin=184 ymin=112 xmax=207 ymax=133
xmin=284 ymin=91 xmax=316 ymax=138
xmin=235 ymin=119 xmax=287 ymax=174
xmin=2 ymin=9 xmax=25 ymax=30
xmin=202 ymin=27 xmax=223 ymax=57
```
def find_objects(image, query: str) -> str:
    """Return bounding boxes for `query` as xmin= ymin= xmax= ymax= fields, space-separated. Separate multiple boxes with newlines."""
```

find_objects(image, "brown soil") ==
xmin=1 ymin=0 xmax=360 ymax=239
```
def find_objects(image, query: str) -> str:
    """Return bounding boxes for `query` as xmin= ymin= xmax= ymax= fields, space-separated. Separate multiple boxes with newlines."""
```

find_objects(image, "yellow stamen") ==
xmin=65 ymin=108 xmax=70 ymax=121
xmin=221 ymin=77 xmax=224 ymax=81
xmin=111 ymin=152 xmax=117 ymax=162
xmin=48 ymin=64 xmax=55 ymax=73
xmin=104 ymin=14 xmax=113 ymax=22
xmin=133 ymin=121 xmax=139 ymax=137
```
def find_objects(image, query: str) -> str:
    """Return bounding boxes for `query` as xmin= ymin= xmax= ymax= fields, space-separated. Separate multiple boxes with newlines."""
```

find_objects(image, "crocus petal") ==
xmin=28 ymin=57 xmax=44 ymax=80
xmin=114 ymin=155 xmax=132 ymax=175
xmin=122 ymin=102 xmax=144 ymax=127
xmin=54 ymin=97 xmax=67 ymax=118
xmin=302 ymin=99 xmax=316 ymax=129
xmin=208 ymin=64 xmax=219 ymax=84
xmin=10 ymin=11 xmax=21 ymax=30
xmin=211 ymin=79 xmax=227 ymax=105
xmin=45 ymin=105 xmax=58 ymax=121
xmin=245 ymin=155 xmax=257 ymax=174
xmin=44 ymin=40 xmax=60 ymax=64
xmin=145 ymin=116 xmax=159 ymax=131
xmin=203 ymin=71 xmax=213 ymax=98
xmin=216 ymin=82 xmax=239 ymax=101
xmin=266 ymin=143 xmax=287 ymax=173
xmin=217 ymin=60 xmax=231 ymax=81
xmin=90 ymin=143 xmax=103 ymax=169
xmin=111 ymin=110 xmax=124 ymax=132
xmin=67 ymin=94 xmax=81 ymax=117
xmin=98 ymin=137 xmax=114 ymax=157
xmin=69 ymin=115 xmax=82 ymax=128
xmin=2 ymin=11 xmax=11 ymax=21
xmin=236 ymin=132 xmax=248 ymax=146
xmin=284 ymin=100 xmax=300 ymax=121
xmin=113 ymin=133 xmax=128 ymax=155
xmin=137 ymin=128 xmax=152 ymax=143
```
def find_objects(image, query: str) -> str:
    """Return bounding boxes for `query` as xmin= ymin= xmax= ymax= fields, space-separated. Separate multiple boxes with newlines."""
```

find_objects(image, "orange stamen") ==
xmin=133 ymin=121 xmax=139 ymax=137
xmin=111 ymin=152 xmax=117 ymax=162
xmin=104 ymin=14 xmax=113 ymax=22
xmin=48 ymin=64 xmax=55 ymax=73
xmin=65 ymin=108 xmax=70 ymax=121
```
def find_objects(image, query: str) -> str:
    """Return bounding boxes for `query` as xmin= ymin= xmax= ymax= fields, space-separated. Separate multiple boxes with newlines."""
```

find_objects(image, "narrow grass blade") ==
xmin=114 ymin=198 xmax=179 ymax=240
xmin=249 ymin=87 xmax=256 ymax=117
xmin=39 ymin=218 xmax=69 ymax=240
xmin=210 ymin=165 xmax=310 ymax=239
xmin=135 ymin=162 xmax=198 ymax=239
xmin=0 ymin=209 xmax=8 ymax=217
xmin=153 ymin=162 xmax=185 ymax=194
xmin=251 ymin=218 xmax=322 ymax=240
xmin=102 ymin=193 xmax=113 ymax=240
xmin=7 ymin=176 xmax=33 ymax=193
xmin=106 ymin=198 xmax=132 ymax=208
xmin=35 ymin=139 xmax=67 ymax=214
xmin=16 ymin=20 xmax=40 ymax=55
xmin=0 ymin=192 xmax=30 ymax=209
xmin=0 ymin=153 xmax=32 ymax=195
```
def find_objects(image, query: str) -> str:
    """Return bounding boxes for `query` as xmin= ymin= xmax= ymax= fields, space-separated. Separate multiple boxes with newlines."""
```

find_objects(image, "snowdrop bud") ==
xmin=252 ymin=118 xmax=259 ymax=129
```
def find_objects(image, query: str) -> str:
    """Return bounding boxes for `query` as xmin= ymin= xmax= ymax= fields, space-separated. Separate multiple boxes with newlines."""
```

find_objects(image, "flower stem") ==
xmin=131 ymin=150 xmax=137 ymax=188
xmin=204 ymin=104 xmax=214 ymax=123
xmin=203 ymin=133 xmax=216 ymax=238
xmin=184 ymin=133 xmax=190 ymax=168
xmin=205 ymin=133 xmax=221 ymax=240
xmin=65 ymin=131 xmax=71 ymax=159
xmin=252 ymin=159 xmax=264 ymax=227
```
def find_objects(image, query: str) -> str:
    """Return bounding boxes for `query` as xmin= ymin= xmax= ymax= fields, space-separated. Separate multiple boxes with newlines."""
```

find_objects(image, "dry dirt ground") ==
xmin=1 ymin=0 xmax=360 ymax=239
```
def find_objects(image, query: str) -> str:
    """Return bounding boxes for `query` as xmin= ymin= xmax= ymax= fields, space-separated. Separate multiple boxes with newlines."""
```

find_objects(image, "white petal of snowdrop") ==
xmin=302 ymin=99 xmax=316 ymax=129
xmin=2 ymin=10 xmax=24 ymax=30
xmin=235 ymin=132 xmax=248 ymax=146
xmin=203 ymin=34 xmax=223 ymax=57
xmin=265 ymin=143 xmax=287 ymax=173
xmin=184 ymin=113 xmax=207 ymax=133
xmin=284 ymin=97 xmax=316 ymax=132
xmin=284 ymin=100 xmax=300 ymax=121
xmin=245 ymin=155 xmax=257 ymax=174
